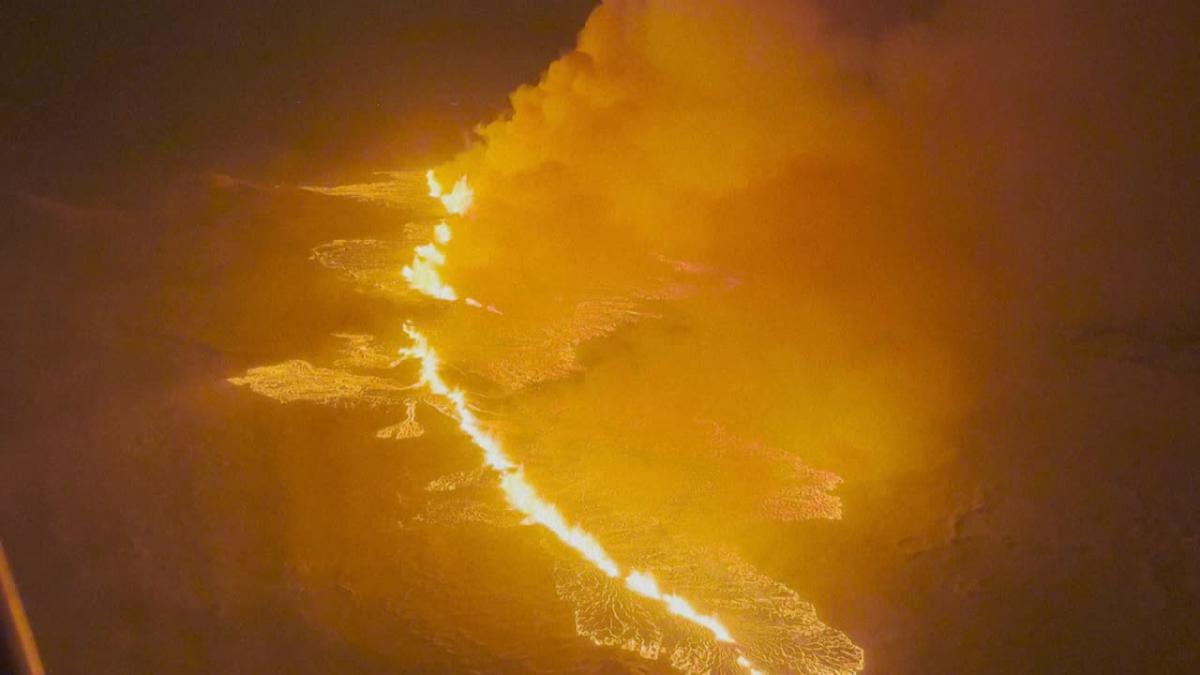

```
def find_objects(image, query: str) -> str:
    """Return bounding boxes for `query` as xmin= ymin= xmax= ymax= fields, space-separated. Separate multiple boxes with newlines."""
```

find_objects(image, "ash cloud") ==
xmin=430 ymin=0 xmax=1199 ymax=476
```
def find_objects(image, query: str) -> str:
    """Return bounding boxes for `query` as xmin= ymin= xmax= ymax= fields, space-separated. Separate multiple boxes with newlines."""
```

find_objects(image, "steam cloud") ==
xmin=430 ymin=0 xmax=1198 ymax=478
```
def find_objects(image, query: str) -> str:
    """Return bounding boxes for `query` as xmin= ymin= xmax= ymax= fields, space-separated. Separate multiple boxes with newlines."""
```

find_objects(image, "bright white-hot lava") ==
xmin=398 ymin=322 xmax=761 ymax=669
xmin=433 ymin=221 xmax=452 ymax=244
xmin=398 ymin=324 xmax=619 ymax=576
xmin=402 ymin=177 xmax=458 ymax=301
xmin=401 ymin=239 xmax=456 ymax=301
xmin=396 ymin=172 xmax=765 ymax=673
xmin=425 ymin=169 xmax=474 ymax=215
xmin=625 ymin=571 xmax=735 ymax=642
xmin=402 ymin=174 xmax=471 ymax=301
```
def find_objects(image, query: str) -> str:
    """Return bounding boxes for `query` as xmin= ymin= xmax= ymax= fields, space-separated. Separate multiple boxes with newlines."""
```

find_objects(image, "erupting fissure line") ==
xmin=400 ymin=172 xmax=764 ymax=674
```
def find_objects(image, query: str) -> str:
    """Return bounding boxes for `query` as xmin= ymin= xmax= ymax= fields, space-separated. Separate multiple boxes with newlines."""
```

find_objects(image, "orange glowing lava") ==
xmin=396 ymin=173 xmax=765 ymax=673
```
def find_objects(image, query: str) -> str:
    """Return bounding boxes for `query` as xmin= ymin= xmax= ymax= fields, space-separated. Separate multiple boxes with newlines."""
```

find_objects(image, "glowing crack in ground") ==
xmin=397 ymin=321 xmax=773 ymax=670
xmin=228 ymin=169 xmax=864 ymax=673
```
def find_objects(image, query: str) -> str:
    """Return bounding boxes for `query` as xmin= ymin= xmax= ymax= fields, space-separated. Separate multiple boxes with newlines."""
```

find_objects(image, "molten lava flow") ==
xmin=401 ymin=238 xmax=456 ymax=301
xmin=625 ymin=571 xmax=735 ymax=642
xmin=398 ymin=324 xmax=619 ymax=577
xmin=425 ymin=169 xmax=473 ymax=215
xmin=434 ymin=221 xmax=452 ymax=244
xmin=398 ymin=168 xmax=768 ymax=672
xmin=403 ymin=174 xmax=471 ymax=301
xmin=425 ymin=169 xmax=441 ymax=198
xmin=402 ymin=179 xmax=459 ymax=301
xmin=399 ymin=323 xmax=766 ymax=669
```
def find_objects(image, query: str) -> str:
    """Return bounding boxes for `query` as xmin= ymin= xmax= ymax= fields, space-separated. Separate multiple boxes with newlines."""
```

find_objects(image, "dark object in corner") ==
xmin=0 ymin=542 xmax=43 ymax=675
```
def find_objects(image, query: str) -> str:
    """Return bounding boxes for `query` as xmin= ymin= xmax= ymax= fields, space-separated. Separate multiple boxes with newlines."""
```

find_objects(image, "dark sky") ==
xmin=1 ymin=1 xmax=598 ymax=202
xmin=1 ymin=0 xmax=947 ymax=201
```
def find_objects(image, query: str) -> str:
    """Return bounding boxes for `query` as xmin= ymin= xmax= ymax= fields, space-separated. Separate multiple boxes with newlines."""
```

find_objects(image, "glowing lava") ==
xmin=401 ymin=173 xmax=472 ymax=301
xmin=401 ymin=181 xmax=457 ymax=300
xmin=433 ymin=221 xmax=452 ymax=244
xmin=398 ymin=322 xmax=762 ymax=671
xmin=400 ymin=236 xmax=456 ymax=301
xmin=425 ymin=169 xmax=474 ymax=215
xmin=396 ymin=171 xmax=765 ymax=673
